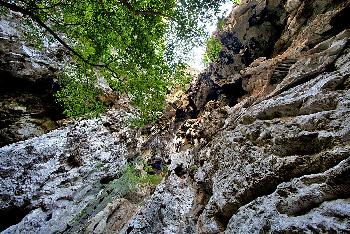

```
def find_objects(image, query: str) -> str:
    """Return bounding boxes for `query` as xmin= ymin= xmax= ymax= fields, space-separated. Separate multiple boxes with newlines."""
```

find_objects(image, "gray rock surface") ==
xmin=123 ymin=0 xmax=350 ymax=233
xmin=0 ymin=13 xmax=65 ymax=146
xmin=124 ymin=43 xmax=350 ymax=233
xmin=0 ymin=110 xmax=135 ymax=233
xmin=226 ymin=158 xmax=350 ymax=233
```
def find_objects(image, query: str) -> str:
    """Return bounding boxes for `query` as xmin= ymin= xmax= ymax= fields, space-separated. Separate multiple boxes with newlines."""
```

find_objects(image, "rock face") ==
xmin=1 ymin=0 xmax=350 ymax=233
xmin=124 ymin=0 xmax=350 ymax=233
xmin=0 ymin=110 xmax=136 ymax=233
xmin=0 ymin=14 xmax=64 ymax=147
xmin=188 ymin=0 xmax=350 ymax=114
xmin=124 ymin=42 xmax=350 ymax=233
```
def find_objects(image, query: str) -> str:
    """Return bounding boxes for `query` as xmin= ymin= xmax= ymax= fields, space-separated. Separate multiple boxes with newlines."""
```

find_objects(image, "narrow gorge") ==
xmin=0 ymin=0 xmax=349 ymax=233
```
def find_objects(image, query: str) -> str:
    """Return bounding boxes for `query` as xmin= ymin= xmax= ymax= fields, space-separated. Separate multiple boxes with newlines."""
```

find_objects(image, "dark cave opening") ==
xmin=0 ymin=70 xmax=64 ymax=146
xmin=220 ymin=78 xmax=248 ymax=107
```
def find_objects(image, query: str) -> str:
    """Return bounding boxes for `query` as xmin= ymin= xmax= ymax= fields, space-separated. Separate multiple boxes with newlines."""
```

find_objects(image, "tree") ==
xmin=0 ymin=0 xmax=230 ymax=124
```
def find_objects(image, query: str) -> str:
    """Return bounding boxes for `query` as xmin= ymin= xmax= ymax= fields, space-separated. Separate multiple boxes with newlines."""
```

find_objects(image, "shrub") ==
xmin=203 ymin=35 xmax=222 ymax=66
xmin=121 ymin=164 xmax=164 ymax=192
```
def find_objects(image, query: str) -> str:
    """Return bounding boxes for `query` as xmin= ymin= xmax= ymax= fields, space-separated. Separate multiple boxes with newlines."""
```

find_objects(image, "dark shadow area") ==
xmin=323 ymin=5 xmax=350 ymax=38
xmin=0 ymin=70 xmax=64 ymax=147
xmin=221 ymin=78 xmax=248 ymax=107
xmin=0 ymin=203 xmax=32 ymax=232
xmin=174 ymin=164 xmax=186 ymax=178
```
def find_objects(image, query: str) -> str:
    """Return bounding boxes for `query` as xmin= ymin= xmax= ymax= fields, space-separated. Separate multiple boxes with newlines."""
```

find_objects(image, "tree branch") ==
xmin=0 ymin=1 xmax=97 ymax=66
xmin=117 ymin=0 xmax=173 ymax=20
xmin=0 ymin=0 xmax=124 ymax=82
xmin=0 ymin=1 xmax=109 ymax=67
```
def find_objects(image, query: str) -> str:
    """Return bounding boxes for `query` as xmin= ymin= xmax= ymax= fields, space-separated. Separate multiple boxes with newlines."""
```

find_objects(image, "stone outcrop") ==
xmin=0 ymin=110 xmax=137 ymax=233
xmin=188 ymin=0 xmax=350 ymax=114
xmin=124 ymin=40 xmax=350 ymax=233
xmin=0 ymin=0 xmax=349 ymax=233
xmin=0 ymin=14 xmax=65 ymax=146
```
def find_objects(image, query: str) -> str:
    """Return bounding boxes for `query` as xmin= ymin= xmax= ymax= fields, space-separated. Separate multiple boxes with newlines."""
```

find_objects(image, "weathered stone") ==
xmin=225 ymin=158 xmax=350 ymax=233
xmin=0 ymin=110 xmax=134 ymax=233
xmin=84 ymin=198 xmax=136 ymax=234
xmin=188 ymin=0 xmax=288 ymax=113
xmin=122 ymin=1 xmax=350 ymax=233
xmin=1 ymin=0 xmax=350 ymax=233
xmin=124 ymin=172 xmax=196 ymax=234
xmin=0 ymin=15 xmax=65 ymax=147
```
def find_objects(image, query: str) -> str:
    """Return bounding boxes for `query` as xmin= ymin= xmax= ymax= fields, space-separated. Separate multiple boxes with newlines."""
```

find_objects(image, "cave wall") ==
xmin=187 ymin=0 xmax=350 ymax=115
xmin=0 ymin=14 xmax=64 ymax=147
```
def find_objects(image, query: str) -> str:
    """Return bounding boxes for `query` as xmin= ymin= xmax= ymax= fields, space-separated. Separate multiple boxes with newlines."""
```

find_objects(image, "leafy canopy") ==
xmin=0 ymin=0 xmax=231 ymax=124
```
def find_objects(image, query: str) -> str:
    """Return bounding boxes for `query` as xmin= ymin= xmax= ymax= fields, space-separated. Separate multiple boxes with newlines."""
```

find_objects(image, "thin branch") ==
xmin=0 ymin=0 xmax=124 ymax=82
xmin=27 ymin=1 xmax=68 ymax=11
xmin=117 ymin=0 xmax=173 ymax=20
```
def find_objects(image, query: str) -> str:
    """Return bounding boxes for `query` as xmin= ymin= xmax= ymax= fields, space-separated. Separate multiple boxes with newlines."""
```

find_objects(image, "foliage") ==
xmin=203 ymin=35 xmax=222 ymax=66
xmin=0 ymin=0 xmax=231 ymax=122
xmin=122 ymin=164 xmax=163 ymax=191
xmin=54 ymin=65 xmax=106 ymax=118
xmin=232 ymin=0 xmax=241 ymax=4
xmin=217 ymin=18 xmax=225 ymax=31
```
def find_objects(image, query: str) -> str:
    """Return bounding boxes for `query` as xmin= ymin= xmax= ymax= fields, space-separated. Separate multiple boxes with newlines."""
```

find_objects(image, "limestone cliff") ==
xmin=0 ymin=13 xmax=65 ymax=147
xmin=0 ymin=0 xmax=349 ymax=233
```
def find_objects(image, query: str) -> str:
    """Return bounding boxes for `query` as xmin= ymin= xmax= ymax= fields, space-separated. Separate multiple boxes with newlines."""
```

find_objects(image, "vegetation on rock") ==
xmin=0 ymin=0 xmax=231 ymax=124
xmin=122 ymin=164 xmax=164 ymax=190
xmin=203 ymin=34 xmax=222 ymax=66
